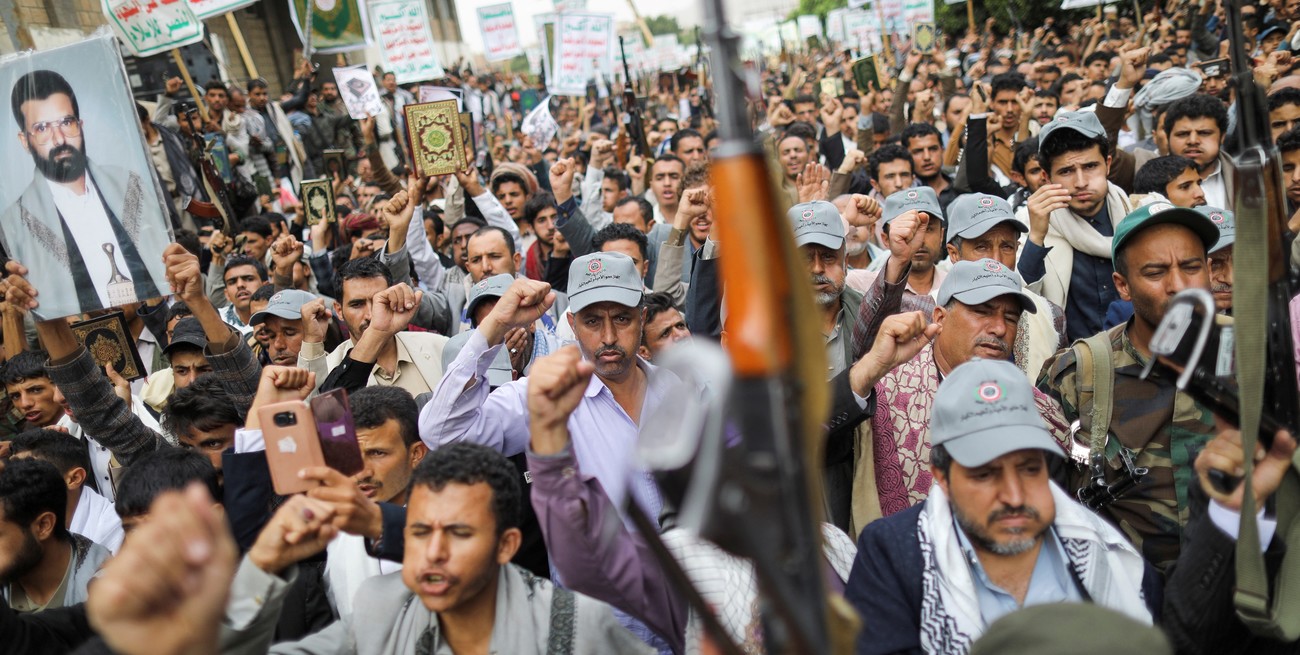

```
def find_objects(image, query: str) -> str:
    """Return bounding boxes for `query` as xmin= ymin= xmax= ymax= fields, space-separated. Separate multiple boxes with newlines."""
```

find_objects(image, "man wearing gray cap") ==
xmin=786 ymin=199 xmax=935 ymax=531
xmin=248 ymin=289 xmax=315 ymax=367
xmin=849 ymin=258 xmax=1070 ymax=534
xmin=1202 ymin=206 xmax=1235 ymax=313
xmin=846 ymin=358 xmax=1156 ymax=655
xmin=418 ymin=252 xmax=674 ymax=650
xmin=462 ymin=273 xmax=560 ymax=377
xmin=1020 ymin=109 xmax=1135 ymax=342
xmin=945 ymin=193 xmax=1066 ymax=382
xmin=846 ymin=187 xmax=946 ymax=359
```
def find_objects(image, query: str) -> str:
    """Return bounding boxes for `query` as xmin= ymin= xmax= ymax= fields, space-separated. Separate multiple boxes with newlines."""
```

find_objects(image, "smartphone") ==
xmin=260 ymin=401 xmax=324 ymax=495
xmin=310 ymin=389 xmax=365 ymax=477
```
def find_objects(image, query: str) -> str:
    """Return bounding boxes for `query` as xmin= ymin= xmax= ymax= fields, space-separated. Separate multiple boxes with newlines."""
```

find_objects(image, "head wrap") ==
xmin=1133 ymin=67 xmax=1203 ymax=111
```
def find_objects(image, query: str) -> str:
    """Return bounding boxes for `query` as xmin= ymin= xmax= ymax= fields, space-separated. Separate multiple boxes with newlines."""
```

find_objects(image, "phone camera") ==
xmin=273 ymin=412 xmax=298 ymax=427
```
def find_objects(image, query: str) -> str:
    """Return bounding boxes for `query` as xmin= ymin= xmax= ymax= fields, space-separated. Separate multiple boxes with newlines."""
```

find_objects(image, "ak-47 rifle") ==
xmin=1220 ymin=0 xmax=1300 ymax=638
xmin=647 ymin=0 xmax=857 ymax=650
xmin=619 ymin=36 xmax=652 ymax=159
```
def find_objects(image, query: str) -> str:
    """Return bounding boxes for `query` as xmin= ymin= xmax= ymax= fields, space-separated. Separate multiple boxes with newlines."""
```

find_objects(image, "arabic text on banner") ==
xmin=478 ymin=3 xmax=523 ymax=62
xmin=551 ymin=12 xmax=614 ymax=97
xmin=102 ymin=0 xmax=205 ymax=57
xmin=370 ymin=0 xmax=444 ymax=84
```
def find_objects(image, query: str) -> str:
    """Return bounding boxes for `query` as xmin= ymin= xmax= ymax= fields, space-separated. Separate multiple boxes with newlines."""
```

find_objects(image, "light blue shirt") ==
xmin=954 ymin=520 xmax=1082 ymax=625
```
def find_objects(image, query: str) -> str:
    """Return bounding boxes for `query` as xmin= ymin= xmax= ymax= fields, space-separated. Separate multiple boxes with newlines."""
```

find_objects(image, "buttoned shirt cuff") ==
xmin=556 ymin=196 xmax=580 ymax=225
xmin=852 ymin=389 xmax=870 ymax=410
xmin=1209 ymin=501 xmax=1277 ymax=552
xmin=1104 ymin=85 xmax=1133 ymax=109
xmin=235 ymin=428 xmax=266 ymax=454
xmin=667 ymin=227 xmax=688 ymax=247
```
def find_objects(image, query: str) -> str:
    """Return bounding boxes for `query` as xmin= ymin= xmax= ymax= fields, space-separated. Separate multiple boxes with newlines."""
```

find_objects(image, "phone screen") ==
xmin=310 ymin=389 xmax=365 ymax=476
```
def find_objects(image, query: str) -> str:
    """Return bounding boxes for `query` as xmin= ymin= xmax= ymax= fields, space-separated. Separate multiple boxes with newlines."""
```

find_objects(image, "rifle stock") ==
xmin=620 ymin=37 xmax=652 ymax=158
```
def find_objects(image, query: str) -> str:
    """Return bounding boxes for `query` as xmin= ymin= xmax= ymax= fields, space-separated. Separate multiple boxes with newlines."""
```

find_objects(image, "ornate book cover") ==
xmin=404 ymin=100 xmax=466 ymax=177
xmin=69 ymin=311 xmax=147 ymax=381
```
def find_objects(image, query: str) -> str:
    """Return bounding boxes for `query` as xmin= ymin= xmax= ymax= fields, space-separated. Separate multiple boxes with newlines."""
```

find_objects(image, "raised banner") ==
xmin=290 ymin=0 xmax=371 ymax=54
xmin=477 ymin=3 xmax=523 ymax=62
xmin=521 ymin=97 xmax=559 ymax=149
xmin=371 ymin=0 xmax=443 ymax=83
xmin=188 ymin=0 xmax=257 ymax=19
xmin=333 ymin=64 xmax=384 ymax=119
xmin=102 ymin=0 xmax=204 ymax=57
xmin=796 ymin=15 xmax=823 ymax=41
xmin=842 ymin=9 xmax=882 ymax=53
xmin=902 ymin=0 xmax=935 ymax=25
xmin=551 ymin=12 xmax=614 ymax=97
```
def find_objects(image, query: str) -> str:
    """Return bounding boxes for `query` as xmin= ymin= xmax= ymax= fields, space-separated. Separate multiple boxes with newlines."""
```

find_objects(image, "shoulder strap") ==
xmin=1072 ymin=329 xmax=1116 ymax=456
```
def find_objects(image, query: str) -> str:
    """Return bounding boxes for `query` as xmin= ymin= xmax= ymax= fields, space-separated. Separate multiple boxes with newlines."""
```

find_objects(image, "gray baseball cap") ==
xmin=250 ymin=289 xmax=316 ymax=326
xmin=442 ymin=330 xmax=513 ymax=387
xmin=788 ymin=201 xmax=846 ymax=250
xmin=883 ymin=187 xmax=944 ymax=225
xmin=946 ymin=193 xmax=1027 ymax=244
xmin=1037 ymin=111 xmax=1106 ymax=155
xmin=568 ymin=252 xmax=643 ymax=314
xmin=163 ymin=317 xmax=208 ymax=356
xmin=932 ymin=358 xmax=1061 ymax=467
xmin=465 ymin=274 xmax=515 ymax=327
xmin=936 ymin=259 xmax=1037 ymax=314
xmin=1198 ymin=206 xmax=1235 ymax=254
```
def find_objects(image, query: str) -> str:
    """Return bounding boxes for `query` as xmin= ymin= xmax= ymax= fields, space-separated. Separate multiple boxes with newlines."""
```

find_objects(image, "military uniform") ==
xmin=1038 ymin=322 xmax=1217 ymax=572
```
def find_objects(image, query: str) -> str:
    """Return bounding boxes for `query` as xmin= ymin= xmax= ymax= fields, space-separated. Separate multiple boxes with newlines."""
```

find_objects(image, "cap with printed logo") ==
xmin=946 ymin=193 xmax=1027 ymax=244
xmin=567 ymin=252 xmax=644 ymax=314
xmin=936 ymin=259 xmax=1037 ymax=314
xmin=883 ymin=187 xmax=944 ymax=225
xmin=788 ymin=201 xmax=846 ymax=250
xmin=1110 ymin=201 xmax=1220 ymax=266
xmin=1197 ymin=206 xmax=1235 ymax=254
xmin=931 ymin=358 xmax=1062 ymax=467
xmin=1037 ymin=111 xmax=1106 ymax=154
xmin=250 ymin=289 xmax=317 ymax=326
xmin=465 ymin=274 xmax=515 ymax=327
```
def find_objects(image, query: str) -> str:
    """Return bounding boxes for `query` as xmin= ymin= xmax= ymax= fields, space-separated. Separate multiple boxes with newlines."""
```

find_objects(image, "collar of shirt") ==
xmin=953 ymin=517 xmax=1078 ymax=624
xmin=46 ymin=169 xmax=99 ymax=204
xmin=582 ymin=355 xmax=660 ymax=403
xmin=374 ymin=336 xmax=415 ymax=381
xmin=905 ymin=266 xmax=947 ymax=300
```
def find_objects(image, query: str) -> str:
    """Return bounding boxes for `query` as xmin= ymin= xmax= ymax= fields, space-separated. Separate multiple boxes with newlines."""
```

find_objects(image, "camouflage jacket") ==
xmin=1037 ymin=322 xmax=1217 ymax=573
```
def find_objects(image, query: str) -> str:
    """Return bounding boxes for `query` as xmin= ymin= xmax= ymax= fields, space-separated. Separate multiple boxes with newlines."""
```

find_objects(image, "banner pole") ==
xmin=225 ymin=13 xmax=260 ymax=79
xmin=171 ymin=48 xmax=210 ymax=123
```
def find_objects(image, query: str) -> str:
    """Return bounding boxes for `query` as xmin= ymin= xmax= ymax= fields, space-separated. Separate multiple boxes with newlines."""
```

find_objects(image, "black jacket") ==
xmin=1161 ymin=484 xmax=1299 ymax=654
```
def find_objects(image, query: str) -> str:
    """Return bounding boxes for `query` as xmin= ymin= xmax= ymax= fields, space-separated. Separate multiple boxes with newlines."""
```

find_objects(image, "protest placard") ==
xmin=478 ymin=3 xmax=523 ymax=62
xmin=189 ymin=0 xmax=257 ymax=19
xmin=334 ymin=64 xmax=384 ymax=119
xmin=370 ymin=0 xmax=443 ymax=84
xmin=551 ymin=12 xmax=614 ymax=97
xmin=102 ymin=0 xmax=205 ymax=57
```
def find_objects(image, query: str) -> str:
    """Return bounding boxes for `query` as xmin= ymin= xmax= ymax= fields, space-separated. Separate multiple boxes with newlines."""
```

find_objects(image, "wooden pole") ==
xmin=225 ymin=13 xmax=260 ymax=79
xmin=171 ymin=49 xmax=210 ymax=122
xmin=967 ymin=0 xmax=976 ymax=37
xmin=623 ymin=0 xmax=656 ymax=47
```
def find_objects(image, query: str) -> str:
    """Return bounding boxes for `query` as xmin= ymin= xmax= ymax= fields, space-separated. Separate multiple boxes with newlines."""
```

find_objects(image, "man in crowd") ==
xmin=0 ymin=458 xmax=111 ymax=612
xmin=1039 ymin=202 xmax=1221 ymax=572
xmin=847 ymin=359 xmax=1156 ymax=654
xmin=1133 ymin=155 xmax=1207 ymax=207
xmin=8 ymin=429 xmax=123 ymax=553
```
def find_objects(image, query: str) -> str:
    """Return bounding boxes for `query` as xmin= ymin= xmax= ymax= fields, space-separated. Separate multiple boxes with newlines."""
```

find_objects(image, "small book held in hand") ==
xmin=300 ymin=178 xmax=337 ymax=226
xmin=405 ymin=100 xmax=467 ymax=177
xmin=70 ymin=311 xmax=148 ymax=382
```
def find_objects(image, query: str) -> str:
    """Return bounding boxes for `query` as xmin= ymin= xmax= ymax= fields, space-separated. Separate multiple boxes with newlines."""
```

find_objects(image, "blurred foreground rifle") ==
xmin=620 ymin=36 xmax=652 ymax=159
xmin=1219 ymin=0 xmax=1300 ymax=638
xmin=638 ymin=0 xmax=857 ymax=651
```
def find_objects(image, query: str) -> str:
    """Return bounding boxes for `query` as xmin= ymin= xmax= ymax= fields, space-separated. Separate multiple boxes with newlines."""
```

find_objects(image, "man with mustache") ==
xmin=849 ymin=259 xmax=1071 ymax=532
xmin=248 ymin=289 xmax=315 ymax=366
xmin=846 ymin=359 xmax=1157 ymax=655
xmin=1039 ymin=202 xmax=1219 ymax=572
xmin=2 ymin=69 xmax=169 ymax=317
xmin=419 ymin=255 xmax=676 ymax=651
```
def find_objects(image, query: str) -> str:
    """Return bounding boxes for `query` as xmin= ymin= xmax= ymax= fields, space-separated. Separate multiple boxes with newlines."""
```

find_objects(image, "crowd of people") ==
xmin=3 ymin=0 xmax=1300 ymax=652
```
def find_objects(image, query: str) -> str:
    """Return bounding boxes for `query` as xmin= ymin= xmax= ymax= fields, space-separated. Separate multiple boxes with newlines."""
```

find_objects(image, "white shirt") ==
xmin=1201 ymin=160 xmax=1227 ymax=209
xmin=57 ymin=396 xmax=164 ymax=503
xmin=70 ymin=487 xmax=124 ymax=554
xmin=132 ymin=325 xmax=160 ymax=397
xmin=46 ymin=175 xmax=134 ymax=308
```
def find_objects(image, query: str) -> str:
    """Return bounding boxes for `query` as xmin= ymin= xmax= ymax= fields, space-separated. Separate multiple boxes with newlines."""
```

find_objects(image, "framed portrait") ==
xmin=0 ymin=34 xmax=175 ymax=320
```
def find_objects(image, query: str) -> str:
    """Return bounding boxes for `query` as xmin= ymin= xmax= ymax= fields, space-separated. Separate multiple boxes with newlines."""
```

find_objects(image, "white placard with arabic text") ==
xmin=477 ymin=3 xmax=523 ymax=62
xmin=551 ymin=12 xmax=614 ymax=97
xmin=370 ymin=0 xmax=444 ymax=84
xmin=102 ymin=0 xmax=204 ymax=57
